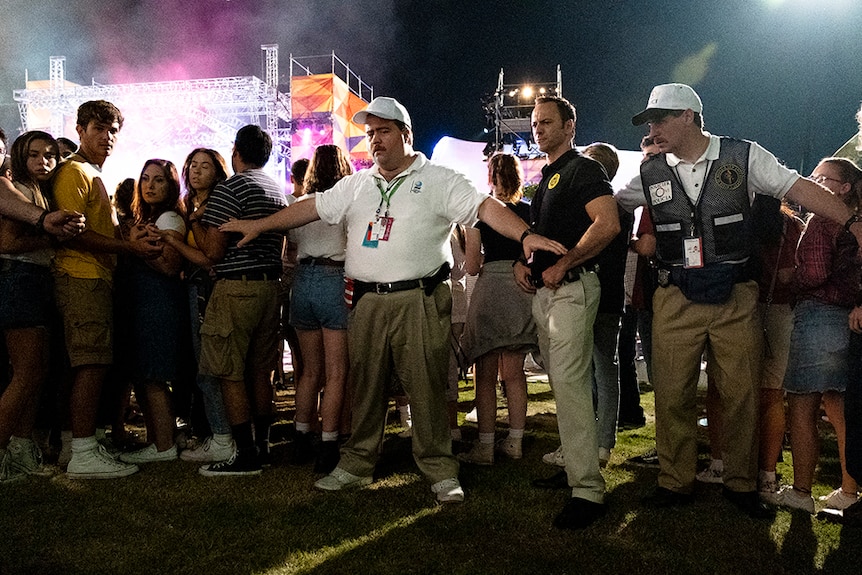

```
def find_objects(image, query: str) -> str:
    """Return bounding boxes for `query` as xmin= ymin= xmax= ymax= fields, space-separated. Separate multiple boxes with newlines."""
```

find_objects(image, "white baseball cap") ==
xmin=352 ymin=97 xmax=412 ymax=129
xmin=632 ymin=83 xmax=703 ymax=126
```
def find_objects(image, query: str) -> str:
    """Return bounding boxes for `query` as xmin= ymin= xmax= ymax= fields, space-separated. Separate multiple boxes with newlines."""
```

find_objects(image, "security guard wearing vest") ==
xmin=616 ymin=83 xmax=862 ymax=519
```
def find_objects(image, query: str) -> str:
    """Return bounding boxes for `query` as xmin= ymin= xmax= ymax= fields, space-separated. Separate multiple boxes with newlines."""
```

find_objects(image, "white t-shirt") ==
xmin=155 ymin=211 xmax=186 ymax=236
xmin=290 ymin=193 xmax=347 ymax=261
xmin=315 ymin=153 xmax=486 ymax=283
xmin=615 ymin=134 xmax=800 ymax=212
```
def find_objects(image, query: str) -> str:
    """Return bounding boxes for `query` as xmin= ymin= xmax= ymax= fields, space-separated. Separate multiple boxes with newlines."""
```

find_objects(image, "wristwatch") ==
xmin=519 ymin=228 xmax=534 ymax=243
xmin=844 ymin=214 xmax=861 ymax=233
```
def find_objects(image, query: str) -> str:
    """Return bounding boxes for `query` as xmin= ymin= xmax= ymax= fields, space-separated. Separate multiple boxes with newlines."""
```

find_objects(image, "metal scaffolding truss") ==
xmin=12 ymin=47 xmax=371 ymax=177
xmin=14 ymin=75 xmax=290 ymax=125
xmin=13 ymin=52 xmax=292 ymax=167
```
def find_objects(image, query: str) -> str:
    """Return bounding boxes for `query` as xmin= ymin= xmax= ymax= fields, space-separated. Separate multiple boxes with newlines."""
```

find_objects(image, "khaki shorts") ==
xmin=199 ymin=278 xmax=281 ymax=381
xmin=54 ymin=275 xmax=113 ymax=367
xmin=760 ymin=302 xmax=793 ymax=390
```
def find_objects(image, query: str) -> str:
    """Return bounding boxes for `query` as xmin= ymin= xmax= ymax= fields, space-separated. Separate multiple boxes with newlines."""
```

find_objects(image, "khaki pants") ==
xmin=533 ymin=273 xmax=605 ymax=503
xmin=339 ymin=283 xmax=458 ymax=484
xmin=652 ymin=281 xmax=761 ymax=493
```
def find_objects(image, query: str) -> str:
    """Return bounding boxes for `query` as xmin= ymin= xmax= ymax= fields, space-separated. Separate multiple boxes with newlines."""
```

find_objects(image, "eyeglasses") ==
xmin=811 ymin=174 xmax=844 ymax=185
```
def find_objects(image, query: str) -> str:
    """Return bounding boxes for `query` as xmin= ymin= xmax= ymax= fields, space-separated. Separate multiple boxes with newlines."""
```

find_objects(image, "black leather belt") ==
xmin=219 ymin=268 xmax=281 ymax=281
xmin=530 ymin=264 xmax=598 ymax=289
xmin=299 ymin=257 xmax=345 ymax=268
xmin=354 ymin=263 xmax=451 ymax=296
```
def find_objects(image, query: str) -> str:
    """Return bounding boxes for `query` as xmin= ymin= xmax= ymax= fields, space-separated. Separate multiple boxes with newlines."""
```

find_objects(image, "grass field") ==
xmin=1 ymin=376 xmax=859 ymax=575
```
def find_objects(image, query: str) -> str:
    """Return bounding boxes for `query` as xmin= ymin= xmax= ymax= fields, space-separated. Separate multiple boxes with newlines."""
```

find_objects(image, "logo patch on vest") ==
xmin=648 ymin=180 xmax=673 ymax=205
xmin=548 ymin=173 xmax=561 ymax=189
xmin=714 ymin=164 xmax=743 ymax=190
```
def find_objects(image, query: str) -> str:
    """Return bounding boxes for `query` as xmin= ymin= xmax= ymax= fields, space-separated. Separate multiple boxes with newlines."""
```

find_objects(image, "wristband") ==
xmin=36 ymin=210 xmax=50 ymax=233
xmin=844 ymin=214 xmax=861 ymax=233
xmin=519 ymin=228 xmax=534 ymax=243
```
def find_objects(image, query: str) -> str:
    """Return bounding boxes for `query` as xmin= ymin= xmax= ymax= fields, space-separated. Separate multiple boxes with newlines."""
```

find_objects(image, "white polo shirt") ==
xmin=615 ymin=134 xmax=800 ymax=212
xmin=315 ymin=153 xmax=486 ymax=283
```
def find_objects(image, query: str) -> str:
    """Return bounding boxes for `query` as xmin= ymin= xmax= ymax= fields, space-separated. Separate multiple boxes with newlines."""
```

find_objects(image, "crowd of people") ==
xmin=1 ymin=85 xmax=861 ymax=531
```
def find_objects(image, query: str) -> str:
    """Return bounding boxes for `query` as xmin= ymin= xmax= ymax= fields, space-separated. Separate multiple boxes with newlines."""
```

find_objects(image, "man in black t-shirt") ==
xmin=514 ymin=96 xmax=620 ymax=530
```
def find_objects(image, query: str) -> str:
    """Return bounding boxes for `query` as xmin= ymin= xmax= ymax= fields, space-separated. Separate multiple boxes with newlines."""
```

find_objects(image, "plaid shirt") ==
xmin=793 ymin=214 xmax=862 ymax=308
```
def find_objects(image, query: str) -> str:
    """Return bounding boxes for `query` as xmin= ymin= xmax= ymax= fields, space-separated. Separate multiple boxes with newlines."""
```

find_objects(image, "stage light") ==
xmin=508 ymin=89 xmax=518 ymax=97
xmin=521 ymin=86 xmax=534 ymax=99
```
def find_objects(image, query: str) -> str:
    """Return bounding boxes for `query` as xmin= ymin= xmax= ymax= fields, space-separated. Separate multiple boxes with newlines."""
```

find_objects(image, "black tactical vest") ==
xmin=641 ymin=138 xmax=752 ymax=266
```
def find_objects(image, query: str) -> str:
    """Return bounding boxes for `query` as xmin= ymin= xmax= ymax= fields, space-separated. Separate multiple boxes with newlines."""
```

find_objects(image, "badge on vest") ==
xmin=714 ymin=164 xmax=744 ymax=190
xmin=649 ymin=180 xmax=672 ymax=205
xmin=548 ymin=173 xmax=561 ymax=189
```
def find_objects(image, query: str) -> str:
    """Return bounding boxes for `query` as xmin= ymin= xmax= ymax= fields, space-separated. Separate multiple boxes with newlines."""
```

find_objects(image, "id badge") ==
xmin=362 ymin=221 xmax=379 ymax=248
xmin=378 ymin=216 xmax=393 ymax=241
xmin=683 ymin=236 xmax=704 ymax=269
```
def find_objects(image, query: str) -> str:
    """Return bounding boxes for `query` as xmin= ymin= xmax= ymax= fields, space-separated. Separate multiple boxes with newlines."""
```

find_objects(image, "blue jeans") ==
xmin=189 ymin=283 xmax=229 ymax=435
xmin=592 ymin=312 xmax=621 ymax=450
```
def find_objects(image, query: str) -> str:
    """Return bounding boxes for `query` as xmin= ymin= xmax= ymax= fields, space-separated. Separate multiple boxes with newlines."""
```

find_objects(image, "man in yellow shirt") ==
xmin=53 ymin=100 xmax=161 ymax=479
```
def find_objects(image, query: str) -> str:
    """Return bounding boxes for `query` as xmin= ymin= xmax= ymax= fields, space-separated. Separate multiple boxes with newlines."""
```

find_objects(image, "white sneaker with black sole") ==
xmin=66 ymin=445 xmax=139 ymax=479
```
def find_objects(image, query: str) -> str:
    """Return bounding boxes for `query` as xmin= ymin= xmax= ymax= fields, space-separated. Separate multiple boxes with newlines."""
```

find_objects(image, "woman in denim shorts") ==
xmin=289 ymin=145 xmax=352 ymax=473
xmin=0 ymin=131 xmax=59 ymax=481
xmin=777 ymin=157 xmax=862 ymax=513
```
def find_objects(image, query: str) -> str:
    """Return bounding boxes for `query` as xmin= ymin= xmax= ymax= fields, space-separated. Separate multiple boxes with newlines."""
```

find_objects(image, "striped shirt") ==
xmin=201 ymin=168 xmax=286 ymax=276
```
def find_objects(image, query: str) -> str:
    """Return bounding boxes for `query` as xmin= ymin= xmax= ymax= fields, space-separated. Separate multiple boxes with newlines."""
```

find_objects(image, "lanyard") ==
xmin=374 ymin=176 xmax=406 ymax=219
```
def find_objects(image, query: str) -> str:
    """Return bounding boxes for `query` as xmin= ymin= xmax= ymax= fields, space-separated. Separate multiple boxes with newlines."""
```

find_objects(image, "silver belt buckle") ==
xmin=657 ymin=269 xmax=670 ymax=288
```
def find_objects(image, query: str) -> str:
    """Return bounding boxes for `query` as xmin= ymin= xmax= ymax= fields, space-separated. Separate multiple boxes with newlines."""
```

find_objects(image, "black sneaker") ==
xmin=256 ymin=442 xmax=271 ymax=468
xmin=314 ymin=441 xmax=340 ymax=474
xmin=722 ymin=488 xmax=776 ymax=520
xmin=627 ymin=447 xmax=660 ymax=468
xmin=617 ymin=418 xmax=647 ymax=431
xmin=642 ymin=486 xmax=694 ymax=508
xmin=291 ymin=432 xmax=315 ymax=465
xmin=199 ymin=449 xmax=262 ymax=477
xmin=553 ymin=497 xmax=607 ymax=530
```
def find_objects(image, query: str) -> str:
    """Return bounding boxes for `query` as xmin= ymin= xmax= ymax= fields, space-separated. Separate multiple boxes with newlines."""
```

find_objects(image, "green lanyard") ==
xmin=374 ymin=176 xmax=406 ymax=218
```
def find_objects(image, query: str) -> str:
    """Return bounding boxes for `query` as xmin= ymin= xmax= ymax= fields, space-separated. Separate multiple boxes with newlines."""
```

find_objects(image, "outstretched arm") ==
xmin=476 ymin=196 xmax=566 ymax=259
xmin=0 ymin=178 xmax=85 ymax=238
xmin=219 ymin=197 xmax=321 ymax=248
xmin=786 ymin=177 xmax=862 ymax=245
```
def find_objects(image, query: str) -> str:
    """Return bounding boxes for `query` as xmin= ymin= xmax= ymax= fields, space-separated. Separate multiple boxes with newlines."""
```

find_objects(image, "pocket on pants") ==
xmin=199 ymin=320 xmax=235 ymax=377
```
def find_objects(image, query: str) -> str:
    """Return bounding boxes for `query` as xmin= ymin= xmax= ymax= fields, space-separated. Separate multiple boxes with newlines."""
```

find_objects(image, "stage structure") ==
xmin=12 ymin=48 xmax=374 ymax=191
xmin=481 ymin=66 xmax=562 ymax=158
xmin=288 ymin=52 xmax=374 ymax=165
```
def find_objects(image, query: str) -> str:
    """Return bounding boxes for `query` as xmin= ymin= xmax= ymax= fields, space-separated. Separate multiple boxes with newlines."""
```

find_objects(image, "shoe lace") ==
xmin=213 ymin=450 xmax=238 ymax=469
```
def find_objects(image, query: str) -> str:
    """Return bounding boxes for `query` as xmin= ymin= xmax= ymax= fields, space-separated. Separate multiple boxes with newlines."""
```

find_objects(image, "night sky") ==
xmin=1 ymin=0 xmax=860 ymax=174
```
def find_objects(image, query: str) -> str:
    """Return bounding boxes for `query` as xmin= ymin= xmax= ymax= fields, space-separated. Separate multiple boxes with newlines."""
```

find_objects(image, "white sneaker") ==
xmin=0 ymin=450 xmax=26 ymax=484
xmin=180 ymin=437 xmax=235 ymax=463
xmin=775 ymin=485 xmax=815 ymax=514
xmin=119 ymin=444 xmax=177 ymax=464
xmin=457 ymin=442 xmax=494 ymax=465
xmin=496 ymin=436 xmax=522 ymax=460
xmin=542 ymin=445 xmax=565 ymax=467
xmin=431 ymin=477 xmax=464 ymax=503
xmin=8 ymin=437 xmax=53 ymax=476
xmin=819 ymin=488 xmax=859 ymax=511
xmin=67 ymin=444 xmax=139 ymax=479
xmin=465 ymin=407 xmax=478 ymax=423
xmin=758 ymin=471 xmax=779 ymax=505
xmin=314 ymin=467 xmax=373 ymax=491
xmin=695 ymin=459 xmax=723 ymax=484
